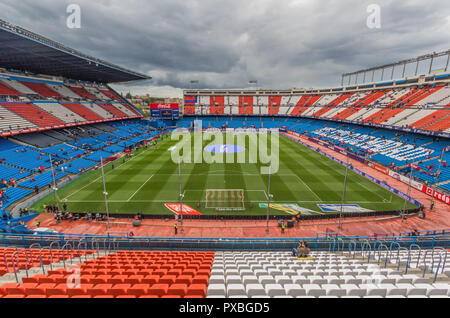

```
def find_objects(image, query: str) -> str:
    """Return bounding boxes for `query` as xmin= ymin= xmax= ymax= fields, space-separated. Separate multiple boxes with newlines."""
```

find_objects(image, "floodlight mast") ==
xmin=179 ymin=159 xmax=184 ymax=234
xmin=401 ymin=168 xmax=413 ymax=223
xmin=338 ymin=155 xmax=349 ymax=230
xmin=49 ymin=154 xmax=60 ymax=211
xmin=100 ymin=157 xmax=110 ymax=230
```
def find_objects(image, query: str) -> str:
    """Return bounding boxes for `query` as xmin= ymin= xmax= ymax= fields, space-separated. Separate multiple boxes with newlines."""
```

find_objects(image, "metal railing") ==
xmin=0 ymin=232 xmax=449 ymax=252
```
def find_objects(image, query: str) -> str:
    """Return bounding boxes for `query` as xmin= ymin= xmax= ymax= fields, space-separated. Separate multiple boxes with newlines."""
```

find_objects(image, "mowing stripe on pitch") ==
xmin=127 ymin=174 xmax=155 ymax=202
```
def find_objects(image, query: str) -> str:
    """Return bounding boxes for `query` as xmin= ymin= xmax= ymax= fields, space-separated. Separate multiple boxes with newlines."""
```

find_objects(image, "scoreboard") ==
xmin=150 ymin=103 xmax=179 ymax=119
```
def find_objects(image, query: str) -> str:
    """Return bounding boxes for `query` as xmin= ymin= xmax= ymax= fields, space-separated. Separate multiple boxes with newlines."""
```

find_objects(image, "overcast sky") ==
xmin=0 ymin=0 xmax=449 ymax=97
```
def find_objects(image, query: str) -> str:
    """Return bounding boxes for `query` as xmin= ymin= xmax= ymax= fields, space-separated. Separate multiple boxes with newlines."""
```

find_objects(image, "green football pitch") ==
xmin=32 ymin=133 xmax=418 ymax=216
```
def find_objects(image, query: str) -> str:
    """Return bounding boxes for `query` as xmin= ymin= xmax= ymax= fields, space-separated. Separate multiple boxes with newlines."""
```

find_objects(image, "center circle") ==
xmin=204 ymin=144 xmax=245 ymax=153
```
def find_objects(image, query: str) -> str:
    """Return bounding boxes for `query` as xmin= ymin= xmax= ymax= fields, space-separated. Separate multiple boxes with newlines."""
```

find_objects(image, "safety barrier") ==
xmin=0 ymin=232 xmax=449 ymax=252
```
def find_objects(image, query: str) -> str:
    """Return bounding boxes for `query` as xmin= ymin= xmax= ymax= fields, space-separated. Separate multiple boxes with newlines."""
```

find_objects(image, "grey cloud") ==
xmin=0 ymin=0 xmax=449 ymax=96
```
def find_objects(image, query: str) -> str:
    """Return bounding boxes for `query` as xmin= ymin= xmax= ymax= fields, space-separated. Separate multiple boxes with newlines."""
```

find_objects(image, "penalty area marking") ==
xmin=127 ymin=174 xmax=155 ymax=202
xmin=62 ymin=147 xmax=151 ymax=201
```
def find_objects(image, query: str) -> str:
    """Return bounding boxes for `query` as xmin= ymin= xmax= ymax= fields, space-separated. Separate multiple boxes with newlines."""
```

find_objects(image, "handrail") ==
xmin=11 ymin=250 xmax=21 ymax=283
xmin=61 ymin=242 xmax=73 ymax=268
xmin=91 ymin=239 xmax=100 ymax=257
xmin=376 ymin=244 xmax=389 ymax=267
xmin=388 ymin=242 xmax=400 ymax=262
xmin=49 ymin=241 xmax=61 ymax=267
xmin=337 ymin=239 xmax=345 ymax=254
xmin=432 ymin=252 xmax=443 ymax=283
xmin=440 ymin=250 xmax=448 ymax=274
xmin=422 ymin=249 xmax=430 ymax=278
xmin=431 ymin=247 xmax=445 ymax=274
xmin=77 ymin=240 xmax=88 ymax=263
xmin=39 ymin=247 xmax=52 ymax=274
xmin=361 ymin=241 xmax=372 ymax=262
xmin=11 ymin=249 xmax=29 ymax=282
xmin=348 ymin=240 xmax=357 ymax=258
xmin=396 ymin=247 xmax=409 ymax=271
xmin=405 ymin=244 xmax=421 ymax=274
xmin=2 ymin=248 xmax=14 ymax=273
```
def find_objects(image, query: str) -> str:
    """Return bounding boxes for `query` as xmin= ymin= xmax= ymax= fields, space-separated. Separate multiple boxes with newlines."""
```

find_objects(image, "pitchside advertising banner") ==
xmin=150 ymin=103 xmax=179 ymax=119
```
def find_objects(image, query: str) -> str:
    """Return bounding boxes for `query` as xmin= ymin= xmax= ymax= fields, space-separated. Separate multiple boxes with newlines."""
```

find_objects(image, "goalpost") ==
xmin=205 ymin=189 xmax=245 ymax=211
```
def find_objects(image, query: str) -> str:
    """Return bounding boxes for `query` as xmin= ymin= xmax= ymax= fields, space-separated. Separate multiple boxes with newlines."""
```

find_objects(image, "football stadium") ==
xmin=0 ymin=1 xmax=449 ymax=304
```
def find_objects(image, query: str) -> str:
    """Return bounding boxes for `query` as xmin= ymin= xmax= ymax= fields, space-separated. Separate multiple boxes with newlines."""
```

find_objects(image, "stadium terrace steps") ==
xmin=0 ymin=187 xmax=33 ymax=214
xmin=97 ymin=104 xmax=128 ymax=118
xmin=32 ymin=102 xmax=86 ymax=123
xmin=0 ymin=251 xmax=214 ymax=298
xmin=327 ymin=93 xmax=353 ymax=107
xmin=20 ymin=82 xmax=61 ymax=98
xmin=416 ymin=86 xmax=450 ymax=106
xmin=372 ymin=108 xmax=406 ymax=124
xmin=84 ymin=103 xmax=115 ymax=119
xmin=68 ymin=86 xmax=99 ymax=100
xmin=0 ymin=163 xmax=31 ymax=181
xmin=0 ymin=103 xmax=64 ymax=127
xmin=0 ymin=80 xmax=36 ymax=95
xmin=17 ymin=170 xmax=67 ymax=189
xmin=46 ymin=84 xmax=82 ymax=99
xmin=208 ymin=251 xmax=449 ymax=298
xmin=84 ymin=86 xmax=110 ymax=100
xmin=0 ymin=82 xmax=20 ymax=96
xmin=407 ymin=86 xmax=444 ymax=106
xmin=0 ymin=247 xmax=96 ymax=280
xmin=355 ymin=90 xmax=386 ymax=107
xmin=99 ymin=89 xmax=122 ymax=102
xmin=0 ymin=105 xmax=37 ymax=132
xmin=384 ymin=108 xmax=420 ymax=126
xmin=61 ymin=103 xmax=104 ymax=121
xmin=411 ymin=109 xmax=450 ymax=129
xmin=424 ymin=112 xmax=450 ymax=132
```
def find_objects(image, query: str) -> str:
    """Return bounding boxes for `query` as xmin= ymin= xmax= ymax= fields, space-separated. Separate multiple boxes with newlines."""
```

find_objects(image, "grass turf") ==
xmin=31 ymin=133 xmax=418 ymax=216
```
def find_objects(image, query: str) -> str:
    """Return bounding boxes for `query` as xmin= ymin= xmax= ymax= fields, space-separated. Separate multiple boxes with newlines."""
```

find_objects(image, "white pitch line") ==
xmin=63 ymin=147 xmax=150 ymax=200
xmin=127 ymin=174 xmax=154 ymax=202
xmin=294 ymin=175 xmax=323 ymax=202
xmin=63 ymin=199 xmax=392 ymax=204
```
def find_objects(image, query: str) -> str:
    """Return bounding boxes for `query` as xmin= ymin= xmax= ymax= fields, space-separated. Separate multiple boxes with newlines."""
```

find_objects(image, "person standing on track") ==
xmin=174 ymin=223 xmax=178 ymax=235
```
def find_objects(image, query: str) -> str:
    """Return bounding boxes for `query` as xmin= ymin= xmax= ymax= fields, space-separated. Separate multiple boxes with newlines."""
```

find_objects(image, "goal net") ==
xmin=205 ymin=189 xmax=245 ymax=211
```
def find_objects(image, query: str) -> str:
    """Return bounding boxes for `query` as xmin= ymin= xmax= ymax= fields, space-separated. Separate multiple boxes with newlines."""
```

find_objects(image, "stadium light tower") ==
xmin=401 ymin=168 xmax=414 ymax=223
xmin=100 ymin=157 xmax=111 ymax=230
xmin=179 ymin=159 xmax=184 ymax=234
xmin=338 ymin=155 xmax=349 ymax=230
xmin=249 ymin=80 xmax=258 ymax=90
xmin=189 ymin=80 xmax=199 ymax=90
xmin=49 ymin=154 xmax=60 ymax=211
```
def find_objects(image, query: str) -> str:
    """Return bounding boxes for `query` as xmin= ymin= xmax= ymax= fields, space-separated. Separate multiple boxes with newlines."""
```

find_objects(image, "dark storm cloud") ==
xmin=0 ymin=0 xmax=449 ymax=96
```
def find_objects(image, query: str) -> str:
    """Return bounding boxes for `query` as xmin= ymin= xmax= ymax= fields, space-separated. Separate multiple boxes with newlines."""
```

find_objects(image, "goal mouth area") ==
xmin=205 ymin=189 xmax=245 ymax=210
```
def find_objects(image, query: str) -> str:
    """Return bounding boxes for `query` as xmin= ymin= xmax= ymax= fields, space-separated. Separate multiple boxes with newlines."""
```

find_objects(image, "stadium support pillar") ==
xmin=100 ymin=157 xmax=111 ymax=230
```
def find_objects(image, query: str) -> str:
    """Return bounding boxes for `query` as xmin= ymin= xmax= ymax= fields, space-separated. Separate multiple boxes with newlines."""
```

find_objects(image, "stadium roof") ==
xmin=0 ymin=19 xmax=151 ymax=83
